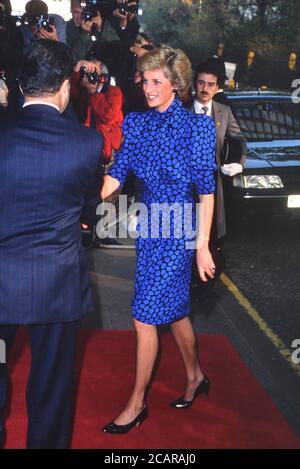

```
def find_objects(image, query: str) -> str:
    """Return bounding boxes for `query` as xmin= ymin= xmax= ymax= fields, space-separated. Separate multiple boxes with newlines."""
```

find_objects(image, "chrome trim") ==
xmin=243 ymin=195 xmax=287 ymax=199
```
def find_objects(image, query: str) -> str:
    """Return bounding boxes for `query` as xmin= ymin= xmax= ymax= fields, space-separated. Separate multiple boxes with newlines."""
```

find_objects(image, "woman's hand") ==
xmin=0 ymin=78 xmax=9 ymax=107
xmin=101 ymin=175 xmax=120 ymax=200
xmin=196 ymin=242 xmax=215 ymax=282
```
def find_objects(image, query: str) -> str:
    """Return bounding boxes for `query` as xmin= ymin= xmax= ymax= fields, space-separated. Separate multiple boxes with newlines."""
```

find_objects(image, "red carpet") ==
xmin=4 ymin=329 xmax=300 ymax=449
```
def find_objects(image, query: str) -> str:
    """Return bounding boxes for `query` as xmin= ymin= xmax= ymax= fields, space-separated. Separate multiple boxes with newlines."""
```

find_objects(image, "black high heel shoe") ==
xmin=102 ymin=407 xmax=148 ymax=434
xmin=170 ymin=375 xmax=210 ymax=409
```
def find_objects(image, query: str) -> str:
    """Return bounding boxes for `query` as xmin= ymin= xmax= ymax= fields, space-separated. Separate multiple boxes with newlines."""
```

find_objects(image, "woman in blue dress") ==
xmin=101 ymin=46 xmax=217 ymax=433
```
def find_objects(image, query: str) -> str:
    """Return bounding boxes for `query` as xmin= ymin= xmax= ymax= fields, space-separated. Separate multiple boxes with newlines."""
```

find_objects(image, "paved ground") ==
xmin=83 ymin=215 xmax=300 ymax=442
xmin=224 ymin=215 xmax=300 ymax=347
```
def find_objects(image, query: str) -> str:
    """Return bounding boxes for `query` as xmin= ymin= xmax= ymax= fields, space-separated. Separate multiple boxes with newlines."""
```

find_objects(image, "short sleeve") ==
xmin=107 ymin=113 xmax=135 ymax=187
xmin=190 ymin=114 xmax=217 ymax=194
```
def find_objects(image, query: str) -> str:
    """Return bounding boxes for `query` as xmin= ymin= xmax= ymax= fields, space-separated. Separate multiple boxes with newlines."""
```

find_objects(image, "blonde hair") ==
xmin=137 ymin=45 xmax=192 ymax=100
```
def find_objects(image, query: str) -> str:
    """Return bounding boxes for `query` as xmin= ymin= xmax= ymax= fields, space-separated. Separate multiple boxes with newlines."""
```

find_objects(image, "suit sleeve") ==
xmin=227 ymin=108 xmax=248 ymax=166
xmin=81 ymin=133 xmax=104 ymax=226
xmin=191 ymin=115 xmax=217 ymax=194
xmin=107 ymin=113 xmax=135 ymax=187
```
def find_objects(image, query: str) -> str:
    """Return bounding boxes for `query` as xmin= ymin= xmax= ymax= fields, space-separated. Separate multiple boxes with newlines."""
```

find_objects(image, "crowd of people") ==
xmin=0 ymin=0 xmax=248 ymax=449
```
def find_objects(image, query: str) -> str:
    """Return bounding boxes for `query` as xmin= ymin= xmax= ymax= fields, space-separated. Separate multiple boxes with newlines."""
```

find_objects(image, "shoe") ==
xmin=102 ymin=407 xmax=148 ymax=434
xmin=170 ymin=375 xmax=210 ymax=409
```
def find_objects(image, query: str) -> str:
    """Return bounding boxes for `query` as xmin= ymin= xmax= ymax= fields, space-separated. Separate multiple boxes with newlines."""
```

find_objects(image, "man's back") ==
xmin=0 ymin=104 xmax=103 ymax=324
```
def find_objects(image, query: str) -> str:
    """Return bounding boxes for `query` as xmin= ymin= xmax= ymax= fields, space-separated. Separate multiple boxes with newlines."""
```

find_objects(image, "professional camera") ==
xmin=80 ymin=66 xmax=112 ymax=87
xmin=80 ymin=66 xmax=101 ymax=84
xmin=80 ymin=0 xmax=109 ymax=19
xmin=21 ymin=13 xmax=54 ymax=32
xmin=118 ymin=2 xmax=141 ymax=16
xmin=81 ymin=3 xmax=100 ymax=22
xmin=80 ymin=4 xmax=100 ymax=41
xmin=80 ymin=2 xmax=102 ymax=41
xmin=37 ymin=14 xmax=54 ymax=32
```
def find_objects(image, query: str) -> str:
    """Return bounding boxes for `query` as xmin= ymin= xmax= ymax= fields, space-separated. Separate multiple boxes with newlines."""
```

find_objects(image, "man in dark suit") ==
xmin=0 ymin=40 xmax=103 ymax=448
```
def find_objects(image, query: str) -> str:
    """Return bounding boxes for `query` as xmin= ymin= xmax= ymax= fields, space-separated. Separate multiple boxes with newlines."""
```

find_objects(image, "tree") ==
xmin=141 ymin=0 xmax=300 ymax=65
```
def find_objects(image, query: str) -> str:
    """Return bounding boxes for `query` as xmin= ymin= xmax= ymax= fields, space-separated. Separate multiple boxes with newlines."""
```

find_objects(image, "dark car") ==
xmin=223 ymin=91 xmax=300 ymax=218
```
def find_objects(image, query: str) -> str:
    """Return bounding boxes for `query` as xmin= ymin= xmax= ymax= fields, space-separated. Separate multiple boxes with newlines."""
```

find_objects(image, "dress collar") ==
xmin=151 ymin=97 xmax=183 ymax=120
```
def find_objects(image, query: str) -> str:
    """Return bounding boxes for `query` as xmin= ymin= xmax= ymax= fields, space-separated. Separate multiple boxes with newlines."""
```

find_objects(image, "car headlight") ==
xmin=232 ymin=175 xmax=284 ymax=189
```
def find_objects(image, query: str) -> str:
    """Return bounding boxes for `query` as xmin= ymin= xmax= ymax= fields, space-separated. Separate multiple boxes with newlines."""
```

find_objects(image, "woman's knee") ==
xmin=133 ymin=318 xmax=157 ymax=336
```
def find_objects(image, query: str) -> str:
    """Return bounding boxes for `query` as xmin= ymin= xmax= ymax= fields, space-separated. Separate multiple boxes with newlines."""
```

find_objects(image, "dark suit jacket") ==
xmin=0 ymin=104 xmax=103 ymax=324
xmin=191 ymin=100 xmax=247 ymax=238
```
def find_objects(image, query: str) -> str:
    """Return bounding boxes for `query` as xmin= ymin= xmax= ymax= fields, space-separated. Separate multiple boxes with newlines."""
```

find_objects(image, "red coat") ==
xmin=71 ymin=71 xmax=123 ymax=161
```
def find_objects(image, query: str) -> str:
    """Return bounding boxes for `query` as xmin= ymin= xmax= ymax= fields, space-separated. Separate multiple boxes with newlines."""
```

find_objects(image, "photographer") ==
xmin=109 ymin=1 xmax=141 ymax=41
xmin=0 ymin=0 xmax=24 ymax=122
xmin=67 ymin=1 xmax=140 ymax=63
xmin=77 ymin=1 xmax=140 ymax=82
xmin=21 ymin=0 xmax=66 ymax=46
xmin=71 ymin=59 xmax=123 ymax=163
xmin=67 ymin=0 xmax=101 ymax=62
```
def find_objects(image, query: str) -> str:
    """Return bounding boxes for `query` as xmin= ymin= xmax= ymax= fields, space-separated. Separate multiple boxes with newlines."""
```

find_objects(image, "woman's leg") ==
xmin=114 ymin=319 xmax=158 ymax=425
xmin=171 ymin=317 xmax=205 ymax=401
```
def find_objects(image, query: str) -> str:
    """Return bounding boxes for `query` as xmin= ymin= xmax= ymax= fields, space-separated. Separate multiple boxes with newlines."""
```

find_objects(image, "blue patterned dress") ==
xmin=108 ymin=98 xmax=216 ymax=325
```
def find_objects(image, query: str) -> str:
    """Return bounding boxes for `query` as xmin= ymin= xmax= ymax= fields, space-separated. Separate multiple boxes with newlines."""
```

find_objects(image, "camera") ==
xmin=80 ymin=66 xmax=111 ymax=87
xmin=81 ymin=5 xmax=100 ymax=41
xmin=81 ymin=3 xmax=99 ymax=22
xmin=80 ymin=0 xmax=110 ymax=19
xmin=21 ymin=13 xmax=54 ymax=32
xmin=118 ymin=2 xmax=141 ymax=16
xmin=37 ymin=14 xmax=54 ymax=33
xmin=80 ymin=2 xmax=102 ymax=41
xmin=80 ymin=66 xmax=101 ymax=84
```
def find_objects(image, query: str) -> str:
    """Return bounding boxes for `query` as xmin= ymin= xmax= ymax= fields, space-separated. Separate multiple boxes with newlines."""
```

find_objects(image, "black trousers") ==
xmin=0 ymin=320 xmax=80 ymax=449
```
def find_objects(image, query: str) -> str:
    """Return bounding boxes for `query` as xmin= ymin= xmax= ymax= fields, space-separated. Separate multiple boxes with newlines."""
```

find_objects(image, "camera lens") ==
xmin=119 ymin=5 xmax=127 ymax=15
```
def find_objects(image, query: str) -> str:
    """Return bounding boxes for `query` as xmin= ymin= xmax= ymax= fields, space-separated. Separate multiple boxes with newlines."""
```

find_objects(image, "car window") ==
xmin=231 ymin=100 xmax=300 ymax=141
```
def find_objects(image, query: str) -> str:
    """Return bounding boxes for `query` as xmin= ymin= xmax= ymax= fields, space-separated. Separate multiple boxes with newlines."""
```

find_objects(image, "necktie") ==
xmin=202 ymin=106 xmax=208 ymax=115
